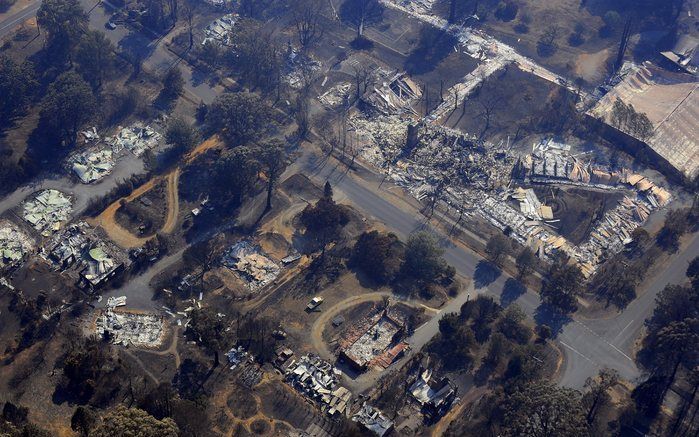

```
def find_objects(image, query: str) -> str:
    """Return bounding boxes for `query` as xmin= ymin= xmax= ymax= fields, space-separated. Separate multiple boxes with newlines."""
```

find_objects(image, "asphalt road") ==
xmin=0 ymin=1 xmax=40 ymax=39
xmin=0 ymin=0 xmax=220 ymax=104
xmin=85 ymin=0 xmax=221 ymax=104
xmin=296 ymin=149 xmax=699 ymax=390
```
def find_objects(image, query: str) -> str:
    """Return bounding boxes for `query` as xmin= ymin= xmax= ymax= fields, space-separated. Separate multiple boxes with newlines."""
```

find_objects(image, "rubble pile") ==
xmin=108 ymin=123 xmax=162 ymax=156
xmin=203 ymin=13 xmax=237 ymax=46
xmin=352 ymin=403 xmax=394 ymax=437
xmin=285 ymin=48 xmax=322 ymax=89
xmin=406 ymin=125 xmax=510 ymax=189
xmin=340 ymin=308 xmax=407 ymax=371
xmin=81 ymin=126 xmax=100 ymax=143
xmin=70 ymin=147 xmax=115 ymax=184
xmin=508 ymin=187 xmax=552 ymax=220
xmin=95 ymin=310 xmax=164 ymax=347
xmin=373 ymin=121 xmax=671 ymax=277
xmin=226 ymin=346 xmax=249 ymax=370
xmin=363 ymin=72 xmax=422 ymax=116
xmin=44 ymin=222 xmax=129 ymax=288
xmin=318 ymin=82 xmax=352 ymax=108
xmin=22 ymin=189 xmax=73 ymax=237
xmin=348 ymin=114 xmax=411 ymax=166
xmin=393 ymin=0 xmax=437 ymax=15
xmin=221 ymin=240 xmax=280 ymax=290
xmin=285 ymin=354 xmax=353 ymax=417
xmin=239 ymin=364 xmax=263 ymax=387
xmin=0 ymin=221 xmax=33 ymax=270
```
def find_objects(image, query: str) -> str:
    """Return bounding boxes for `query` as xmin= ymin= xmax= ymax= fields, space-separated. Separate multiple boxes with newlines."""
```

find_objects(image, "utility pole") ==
xmin=614 ymin=17 xmax=632 ymax=73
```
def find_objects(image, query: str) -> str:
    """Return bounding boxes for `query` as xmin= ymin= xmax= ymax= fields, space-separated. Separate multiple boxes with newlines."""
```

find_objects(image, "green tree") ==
xmin=91 ymin=406 xmax=178 ymax=437
xmin=350 ymin=230 xmax=404 ymax=284
xmin=536 ymin=324 xmax=552 ymax=341
xmin=503 ymin=382 xmax=588 ymax=436
xmin=161 ymin=67 xmax=184 ymax=100
xmin=583 ymin=368 xmax=619 ymax=425
xmin=71 ymin=406 xmax=97 ymax=437
xmin=256 ymin=139 xmax=287 ymax=211
xmin=515 ymin=247 xmax=536 ymax=279
xmin=540 ymin=257 xmax=583 ymax=314
xmin=485 ymin=233 xmax=510 ymax=265
xmin=497 ymin=304 xmax=531 ymax=345
xmin=187 ymin=308 xmax=230 ymax=367
xmin=483 ymin=332 xmax=510 ymax=368
xmin=230 ymin=19 xmax=282 ymax=92
xmin=600 ymin=10 xmax=622 ymax=37
xmin=401 ymin=231 xmax=449 ymax=284
xmin=37 ymin=0 xmax=87 ymax=60
xmin=504 ymin=345 xmax=544 ymax=387
xmin=0 ymin=56 xmax=36 ymax=125
xmin=339 ymin=0 xmax=384 ymax=38
xmin=461 ymin=295 xmax=502 ymax=343
xmin=207 ymin=92 xmax=274 ymax=146
xmin=688 ymin=256 xmax=699 ymax=290
xmin=40 ymin=71 xmax=97 ymax=146
xmin=165 ymin=116 xmax=200 ymax=153
xmin=214 ymin=146 xmax=261 ymax=206
xmin=300 ymin=186 xmax=350 ymax=253
xmin=657 ymin=208 xmax=690 ymax=251
xmin=432 ymin=312 xmax=477 ymax=370
xmin=75 ymin=30 xmax=116 ymax=89
xmin=648 ymin=319 xmax=699 ymax=397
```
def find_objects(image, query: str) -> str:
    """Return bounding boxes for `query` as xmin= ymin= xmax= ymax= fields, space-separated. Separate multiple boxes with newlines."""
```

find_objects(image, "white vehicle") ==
xmin=306 ymin=296 xmax=324 ymax=311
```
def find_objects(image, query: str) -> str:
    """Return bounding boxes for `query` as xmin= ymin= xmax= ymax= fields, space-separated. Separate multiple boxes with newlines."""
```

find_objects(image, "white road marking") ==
xmin=613 ymin=319 xmax=635 ymax=341
xmin=560 ymin=341 xmax=596 ymax=364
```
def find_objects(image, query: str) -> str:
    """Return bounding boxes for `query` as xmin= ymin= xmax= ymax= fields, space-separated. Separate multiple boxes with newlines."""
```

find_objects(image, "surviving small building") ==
xmin=409 ymin=368 xmax=458 ymax=420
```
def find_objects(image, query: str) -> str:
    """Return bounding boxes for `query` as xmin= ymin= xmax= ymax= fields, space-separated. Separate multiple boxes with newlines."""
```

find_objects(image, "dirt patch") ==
xmin=115 ymin=179 xmax=168 ymax=237
xmin=258 ymin=232 xmax=291 ymax=261
xmin=574 ymin=48 xmax=611 ymax=83
xmin=249 ymin=418 xmax=272 ymax=435
xmin=256 ymin=382 xmax=314 ymax=430
xmin=532 ymin=185 xmax=627 ymax=245
xmin=441 ymin=66 xmax=564 ymax=141
xmin=227 ymin=385 xmax=259 ymax=420
xmin=279 ymin=173 xmax=323 ymax=200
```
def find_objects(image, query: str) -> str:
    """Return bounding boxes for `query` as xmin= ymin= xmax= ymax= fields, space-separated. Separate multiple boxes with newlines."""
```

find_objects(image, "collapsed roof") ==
xmin=108 ymin=123 xmax=162 ymax=157
xmin=45 ymin=222 xmax=129 ymax=288
xmin=221 ymin=240 xmax=280 ymax=291
xmin=96 ymin=310 xmax=165 ymax=347
xmin=352 ymin=403 xmax=394 ymax=437
xmin=70 ymin=147 xmax=115 ymax=184
xmin=364 ymin=72 xmax=422 ymax=115
xmin=285 ymin=354 xmax=353 ymax=417
xmin=203 ymin=13 xmax=237 ymax=46
xmin=22 ymin=189 xmax=73 ymax=237
xmin=0 ymin=221 xmax=33 ymax=270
